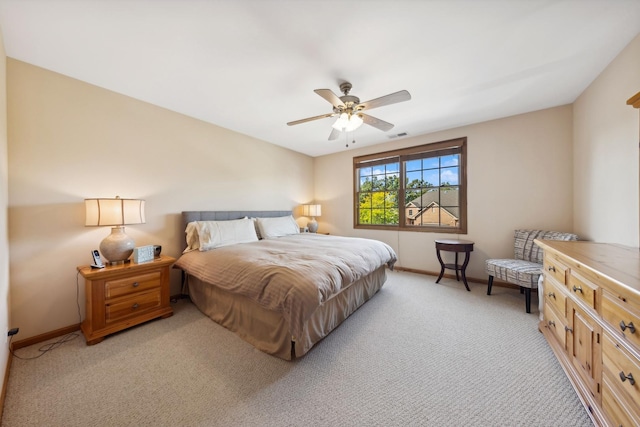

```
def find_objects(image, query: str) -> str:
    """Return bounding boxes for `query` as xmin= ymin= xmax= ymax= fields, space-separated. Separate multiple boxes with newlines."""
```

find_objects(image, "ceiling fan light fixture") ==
xmin=332 ymin=113 xmax=363 ymax=132
xmin=345 ymin=114 xmax=363 ymax=132
xmin=288 ymin=82 xmax=410 ymax=140
xmin=331 ymin=113 xmax=349 ymax=131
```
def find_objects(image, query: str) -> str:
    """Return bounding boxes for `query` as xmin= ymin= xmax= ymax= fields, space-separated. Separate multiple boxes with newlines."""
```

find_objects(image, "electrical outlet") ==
xmin=6 ymin=327 xmax=18 ymax=344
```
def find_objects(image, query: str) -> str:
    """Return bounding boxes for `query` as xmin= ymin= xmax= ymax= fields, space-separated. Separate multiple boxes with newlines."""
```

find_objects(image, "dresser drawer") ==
xmin=544 ymin=254 xmax=569 ymax=285
xmin=603 ymin=370 xmax=640 ymax=427
xmin=567 ymin=271 xmax=597 ymax=309
xmin=544 ymin=277 xmax=566 ymax=317
xmin=603 ymin=333 xmax=640 ymax=407
xmin=543 ymin=303 xmax=567 ymax=348
xmin=105 ymin=272 xmax=161 ymax=299
xmin=602 ymin=289 xmax=640 ymax=351
xmin=105 ymin=289 xmax=162 ymax=323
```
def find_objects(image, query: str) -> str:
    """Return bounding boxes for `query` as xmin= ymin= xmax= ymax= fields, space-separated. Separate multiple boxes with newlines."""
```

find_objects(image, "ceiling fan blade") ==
xmin=361 ymin=113 xmax=394 ymax=132
xmin=287 ymin=113 xmax=335 ymax=126
xmin=358 ymin=90 xmax=411 ymax=111
xmin=314 ymin=89 xmax=346 ymax=109
xmin=328 ymin=128 xmax=340 ymax=141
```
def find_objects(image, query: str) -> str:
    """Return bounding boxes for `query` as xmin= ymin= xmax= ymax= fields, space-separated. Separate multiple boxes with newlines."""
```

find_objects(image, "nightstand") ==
xmin=78 ymin=255 xmax=175 ymax=345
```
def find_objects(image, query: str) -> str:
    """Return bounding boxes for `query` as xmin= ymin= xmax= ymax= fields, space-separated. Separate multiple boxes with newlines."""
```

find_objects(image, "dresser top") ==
xmin=535 ymin=239 xmax=640 ymax=294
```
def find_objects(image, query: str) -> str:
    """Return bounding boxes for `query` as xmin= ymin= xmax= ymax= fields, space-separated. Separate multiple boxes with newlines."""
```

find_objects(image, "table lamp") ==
xmin=302 ymin=204 xmax=321 ymax=233
xmin=85 ymin=196 xmax=146 ymax=265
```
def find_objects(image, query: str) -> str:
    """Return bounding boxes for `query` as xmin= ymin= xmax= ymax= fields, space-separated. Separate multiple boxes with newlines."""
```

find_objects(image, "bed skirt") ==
xmin=185 ymin=265 xmax=388 ymax=360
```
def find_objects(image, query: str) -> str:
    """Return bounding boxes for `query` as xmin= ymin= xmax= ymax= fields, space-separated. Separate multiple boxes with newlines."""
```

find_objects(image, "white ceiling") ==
xmin=1 ymin=1 xmax=639 ymax=157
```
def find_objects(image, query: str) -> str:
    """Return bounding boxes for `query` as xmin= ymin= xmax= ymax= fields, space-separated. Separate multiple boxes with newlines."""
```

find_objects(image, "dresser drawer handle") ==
xmin=572 ymin=285 xmax=583 ymax=293
xmin=547 ymin=266 xmax=556 ymax=272
xmin=132 ymin=303 xmax=139 ymax=310
xmin=620 ymin=321 xmax=636 ymax=334
xmin=565 ymin=326 xmax=573 ymax=333
xmin=547 ymin=292 xmax=556 ymax=299
xmin=548 ymin=320 xmax=555 ymax=327
xmin=132 ymin=282 xmax=140 ymax=287
xmin=619 ymin=371 xmax=636 ymax=386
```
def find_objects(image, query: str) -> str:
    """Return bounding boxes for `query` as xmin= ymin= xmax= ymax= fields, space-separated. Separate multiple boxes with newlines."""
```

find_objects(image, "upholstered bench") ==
xmin=486 ymin=229 xmax=578 ymax=313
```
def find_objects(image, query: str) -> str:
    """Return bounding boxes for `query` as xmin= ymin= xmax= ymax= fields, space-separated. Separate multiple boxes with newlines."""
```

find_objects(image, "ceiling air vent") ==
xmin=388 ymin=132 xmax=408 ymax=139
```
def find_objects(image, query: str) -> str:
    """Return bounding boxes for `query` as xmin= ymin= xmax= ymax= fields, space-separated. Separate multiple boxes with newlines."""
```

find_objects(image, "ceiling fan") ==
xmin=287 ymin=82 xmax=411 ymax=141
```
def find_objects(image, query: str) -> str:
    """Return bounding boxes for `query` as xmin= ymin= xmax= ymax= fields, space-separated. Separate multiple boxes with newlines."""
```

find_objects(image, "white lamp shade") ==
xmin=85 ymin=197 xmax=146 ymax=226
xmin=302 ymin=204 xmax=321 ymax=217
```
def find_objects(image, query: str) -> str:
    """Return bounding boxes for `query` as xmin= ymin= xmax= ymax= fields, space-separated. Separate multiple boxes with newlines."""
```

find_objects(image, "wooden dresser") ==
xmin=535 ymin=240 xmax=640 ymax=426
xmin=78 ymin=255 xmax=175 ymax=345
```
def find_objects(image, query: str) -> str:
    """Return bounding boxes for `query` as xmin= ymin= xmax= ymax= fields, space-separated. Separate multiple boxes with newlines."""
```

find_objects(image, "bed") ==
xmin=174 ymin=210 xmax=397 ymax=360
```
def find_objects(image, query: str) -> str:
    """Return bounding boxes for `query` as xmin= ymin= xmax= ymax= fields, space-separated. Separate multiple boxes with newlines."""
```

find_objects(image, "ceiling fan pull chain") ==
xmin=343 ymin=130 xmax=356 ymax=148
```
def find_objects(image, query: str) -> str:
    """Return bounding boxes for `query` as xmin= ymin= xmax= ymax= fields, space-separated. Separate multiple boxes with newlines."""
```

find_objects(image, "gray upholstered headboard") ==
xmin=180 ymin=210 xmax=292 ymax=253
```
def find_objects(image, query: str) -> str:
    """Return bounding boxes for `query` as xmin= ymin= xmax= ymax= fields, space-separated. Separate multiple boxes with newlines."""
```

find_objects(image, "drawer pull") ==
xmin=572 ymin=285 xmax=583 ymax=293
xmin=547 ymin=292 xmax=556 ymax=299
xmin=132 ymin=282 xmax=139 ymax=287
xmin=620 ymin=321 xmax=636 ymax=334
xmin=132 ymin=303 xmax=139 ymax=310
xmin=547 ymin=266 xmax=556 ymax=272
xmin=565 ymin=326 xmax=573 ymax=333
xmin=619 ymin=371 xmax=636 ymax=386
xmin=548 ymin=320 xmax=555 ymax=327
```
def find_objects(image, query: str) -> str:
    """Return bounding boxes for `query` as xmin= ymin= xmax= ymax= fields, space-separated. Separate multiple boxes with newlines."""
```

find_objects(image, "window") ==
xmin=354 ymin=137 xmax=467 ymax=233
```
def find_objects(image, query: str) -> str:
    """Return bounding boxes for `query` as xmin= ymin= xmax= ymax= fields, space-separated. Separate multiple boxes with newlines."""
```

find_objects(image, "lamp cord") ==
xmin=9 ymin=272 xmax=82 ymax=360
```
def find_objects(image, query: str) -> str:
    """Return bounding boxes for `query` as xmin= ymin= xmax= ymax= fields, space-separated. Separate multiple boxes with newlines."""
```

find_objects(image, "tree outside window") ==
xmin=354 ymin=137 xmax=467 ymax=233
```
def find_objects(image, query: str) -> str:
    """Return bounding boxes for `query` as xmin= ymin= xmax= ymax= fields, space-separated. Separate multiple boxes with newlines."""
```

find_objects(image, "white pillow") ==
xmin=256 ymin=215 xmax=300 ymax=239
xmin=250 ymin=217 xmax=262 ymax=240
xmin=195 ymin=217 xmax=258 ymax=251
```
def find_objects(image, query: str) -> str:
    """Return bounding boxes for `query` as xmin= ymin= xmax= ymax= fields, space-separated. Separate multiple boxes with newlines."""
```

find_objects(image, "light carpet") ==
xmin=2 ymin=270 xmax=592 ymax=426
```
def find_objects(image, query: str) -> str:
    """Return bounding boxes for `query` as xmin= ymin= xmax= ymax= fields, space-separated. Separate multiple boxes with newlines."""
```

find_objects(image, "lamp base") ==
xmin=307 ymin=218 xmax=318 ymax=233
xmin=99 ymin=226 xmax=135 ymax=264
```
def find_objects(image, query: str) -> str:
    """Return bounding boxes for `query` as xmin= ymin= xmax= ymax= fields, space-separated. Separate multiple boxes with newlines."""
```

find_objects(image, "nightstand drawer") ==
xmin=79 ymin=255 xmax=175 ymax=345
xmin=105 ymin=272 xmax=161 ymax=299
xmin=105 ymin=290 xmax=161 ymax=323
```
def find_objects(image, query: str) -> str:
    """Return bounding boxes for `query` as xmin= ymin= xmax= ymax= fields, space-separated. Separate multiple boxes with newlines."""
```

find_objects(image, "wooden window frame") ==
xmin=353 ymin=137 xmax=467 ymax=234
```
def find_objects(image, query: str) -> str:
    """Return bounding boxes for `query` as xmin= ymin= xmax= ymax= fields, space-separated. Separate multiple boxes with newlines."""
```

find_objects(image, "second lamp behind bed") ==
xmin=301 ymin=204 xmax=321 ymax=233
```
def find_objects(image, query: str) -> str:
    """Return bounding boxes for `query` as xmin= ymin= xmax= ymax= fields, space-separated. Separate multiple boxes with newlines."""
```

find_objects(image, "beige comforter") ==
xmin=174 ymin=233 xmax=397 ymax=339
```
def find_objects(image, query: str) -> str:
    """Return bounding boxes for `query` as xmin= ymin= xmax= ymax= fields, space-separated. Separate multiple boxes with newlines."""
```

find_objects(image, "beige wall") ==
xmin=313 ymin=33 xmax=640 ymax=283
xmin=314 ymin=105 xmax=574 ymax=280
xmin=573 ymin=33 xmax=640 ymax=247
xmin=7 ymin=59 xmax=314 ymax=339
xmin=0 ymin=27 xmax=9 ymax=390
xmin=6 ymin=32 xmax=640 ymax=342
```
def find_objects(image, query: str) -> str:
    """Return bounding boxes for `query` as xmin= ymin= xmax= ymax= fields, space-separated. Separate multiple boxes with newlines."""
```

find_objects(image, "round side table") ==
xmin=434 ymin=239 xmax=475 ymax=291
